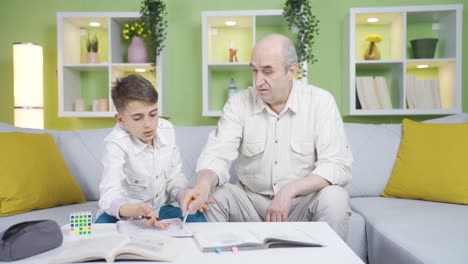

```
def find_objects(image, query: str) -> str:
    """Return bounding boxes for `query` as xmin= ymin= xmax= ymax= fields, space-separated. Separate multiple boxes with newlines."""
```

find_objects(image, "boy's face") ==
xmin=115 ymin=100 xmax=158 ymax=145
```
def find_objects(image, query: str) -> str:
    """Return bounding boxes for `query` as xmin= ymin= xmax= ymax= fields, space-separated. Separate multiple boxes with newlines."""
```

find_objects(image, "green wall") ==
xmin=0 ymin=0 xmax=466 ymax=130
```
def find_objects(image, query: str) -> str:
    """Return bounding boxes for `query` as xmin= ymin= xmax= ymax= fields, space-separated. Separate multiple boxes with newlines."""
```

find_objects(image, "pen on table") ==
xmin=138 ymin=215 xmax=162 ymax=221
xmin=181 ymin=198 xmax=194 ymax=229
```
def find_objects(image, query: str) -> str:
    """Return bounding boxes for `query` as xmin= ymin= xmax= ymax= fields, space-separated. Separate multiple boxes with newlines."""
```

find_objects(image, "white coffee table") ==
xmin=15 ymin=222 xmax=364 ymax=264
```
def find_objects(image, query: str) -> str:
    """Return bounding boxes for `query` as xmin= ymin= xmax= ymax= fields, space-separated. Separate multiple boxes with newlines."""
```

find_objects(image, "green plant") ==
xmin=122 ymin=21 xmax=149 ymax=40
xmin=140 ymin=0 xmax=168 ymax=66
xmin=283 ymin=0 xmax=320 ymax=77
xmin=85 ymin=33 xmax=99 ymax=53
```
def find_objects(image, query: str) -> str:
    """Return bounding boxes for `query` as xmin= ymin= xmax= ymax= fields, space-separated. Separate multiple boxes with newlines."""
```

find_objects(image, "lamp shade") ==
xmin=13 ymin=42 xmax=43 ymax=129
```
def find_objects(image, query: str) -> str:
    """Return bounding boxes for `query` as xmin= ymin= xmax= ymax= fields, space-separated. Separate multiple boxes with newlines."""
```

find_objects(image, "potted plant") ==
xmin=85 ymin=33 xmax=99 ymax=64
xmin=283 ymin=0 xmax=320 ymax=78
xmin=122 ymin=21 xmax=149 ymax=63
xmin=140 ymin=0 xmax=168 ymax=66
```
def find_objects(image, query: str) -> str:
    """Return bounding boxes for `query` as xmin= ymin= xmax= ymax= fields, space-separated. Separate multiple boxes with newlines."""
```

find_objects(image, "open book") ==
xmin=194 ymin=228 xmax=324 ymax=252
xmin=48 ymin=233 xmax=185 ymax=263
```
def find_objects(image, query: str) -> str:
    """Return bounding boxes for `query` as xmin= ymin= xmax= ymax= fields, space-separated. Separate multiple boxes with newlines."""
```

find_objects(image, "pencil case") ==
xmin=0 ymin=219 xmax=63 ymax=261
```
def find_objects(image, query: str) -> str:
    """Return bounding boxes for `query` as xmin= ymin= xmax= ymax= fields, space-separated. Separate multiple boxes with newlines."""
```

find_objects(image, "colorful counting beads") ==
xmin=70 ymin=211 xmax=92 ymax=236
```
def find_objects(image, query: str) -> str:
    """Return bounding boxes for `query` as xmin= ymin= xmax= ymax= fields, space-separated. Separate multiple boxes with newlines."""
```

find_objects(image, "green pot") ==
xmin=410 ymin=38 xmax=438 ymax=59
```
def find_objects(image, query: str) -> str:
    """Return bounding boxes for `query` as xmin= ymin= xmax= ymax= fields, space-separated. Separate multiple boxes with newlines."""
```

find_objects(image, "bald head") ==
xmin=253 ymin=34 xmax=298 ymax=72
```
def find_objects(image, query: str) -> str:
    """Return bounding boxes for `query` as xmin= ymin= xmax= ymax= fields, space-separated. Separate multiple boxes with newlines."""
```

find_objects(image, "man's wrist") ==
xmin=197 ymin=169 xmax=219 ymax=188
xmin=280 ymin=181 xmax=299 ymax=199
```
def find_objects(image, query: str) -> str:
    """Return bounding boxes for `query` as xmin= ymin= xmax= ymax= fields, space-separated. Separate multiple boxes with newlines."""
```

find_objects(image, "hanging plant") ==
xmin=140 ymin=0 xmax=168 ymax=66
xmin=283 ymin=0 xmax=320 ymax=78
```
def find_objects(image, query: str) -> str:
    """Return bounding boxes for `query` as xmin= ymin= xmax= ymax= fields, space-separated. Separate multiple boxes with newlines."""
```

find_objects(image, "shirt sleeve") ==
xmin=196 ymin=93 xmax=245 ymax=186
xmin=98 ymin=140 xmax=128 ymax=219
xmin=165 ymin=144 xmax=189 ymax=203
xmin=311 ymin=92 xmax=353 ymax=186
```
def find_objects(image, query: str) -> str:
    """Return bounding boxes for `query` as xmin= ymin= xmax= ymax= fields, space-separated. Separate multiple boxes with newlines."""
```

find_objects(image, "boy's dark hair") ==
xmin=111 ymin=74 xmax=158 ymax=112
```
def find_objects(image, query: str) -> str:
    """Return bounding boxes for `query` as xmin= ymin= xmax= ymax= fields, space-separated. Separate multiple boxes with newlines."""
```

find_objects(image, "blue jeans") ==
xmin=95 ymin=204 xmax=207 ymax=223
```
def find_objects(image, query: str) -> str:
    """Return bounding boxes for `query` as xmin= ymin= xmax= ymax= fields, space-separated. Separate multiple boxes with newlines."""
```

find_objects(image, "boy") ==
xmin=96 ymin=74 xmax=207 ymax=228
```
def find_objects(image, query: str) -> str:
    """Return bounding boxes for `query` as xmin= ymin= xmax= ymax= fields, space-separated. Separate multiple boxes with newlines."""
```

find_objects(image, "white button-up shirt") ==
xmin=99 ymin=118 xmax=188 ymax=218
xmin=197 ymin=80 xmax=353 ymax=196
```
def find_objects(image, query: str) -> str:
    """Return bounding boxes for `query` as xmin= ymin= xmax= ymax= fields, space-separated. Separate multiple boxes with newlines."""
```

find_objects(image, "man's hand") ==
xmin=265 ymin=175 xmax=331 ymax=222
xmin=180 ymin=169 xmax=218 ymax=217
xmin=265 ymin=186 xmax=294 ymax=222
xmin=180 ymin=186 xmax=214 ymax=216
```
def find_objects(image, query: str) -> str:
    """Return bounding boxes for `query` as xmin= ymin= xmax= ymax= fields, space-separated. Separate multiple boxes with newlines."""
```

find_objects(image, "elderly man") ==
xmin=183 ymin=34 xmax=353 ymax=239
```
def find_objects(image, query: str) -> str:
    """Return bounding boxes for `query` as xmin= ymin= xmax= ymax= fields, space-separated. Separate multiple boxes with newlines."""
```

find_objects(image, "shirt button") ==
xmin=276 ymin=118 xmax=280 ymax=121
xmin=156 ymin=176 xmax=159 ymax=179
xmin=274 ymin=161 xmax=278 ymax=165
xmin=275 ymin=140 xmax=278 ymax=143
xmin=134 ymin=180 xmax=139 ymax=184
xmin=156 ymin=194 xmax=159 ymax=198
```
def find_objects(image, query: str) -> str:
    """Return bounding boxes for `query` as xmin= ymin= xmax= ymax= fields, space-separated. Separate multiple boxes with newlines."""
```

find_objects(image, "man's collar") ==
xmin=252 ymin=80 xmax=299 ymax=115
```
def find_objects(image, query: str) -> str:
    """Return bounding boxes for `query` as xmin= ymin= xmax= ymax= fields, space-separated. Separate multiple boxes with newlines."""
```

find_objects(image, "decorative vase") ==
xmin=364 ymin=41 xmax=381 ymax=60
xmin=85 ymin=52 xmax=99 ymax=64
xmin=410 ymin=38 xmax=438 ymax=59
xmin=127 ymin=36 xmax=148 ymax=63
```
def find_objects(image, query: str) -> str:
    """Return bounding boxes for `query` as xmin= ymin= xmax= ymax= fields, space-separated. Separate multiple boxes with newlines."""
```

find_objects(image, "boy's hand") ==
xmin=137 ymin=203 xmax=169 ymax=229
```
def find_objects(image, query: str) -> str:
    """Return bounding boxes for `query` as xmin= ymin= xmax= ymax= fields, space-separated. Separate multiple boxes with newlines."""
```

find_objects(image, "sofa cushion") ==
xmin=344 ymin=123 xmax=401 ymax=197
xmin=382 ymin=119 xmax=468 ymax=205
xmin=0 ymin=132 xmax=86 ymax=216
xmin=351 ymin=197 xmax=468 ymax=264
xmin=50 ymin=128 xmax=112 ymax=201
xmin=425 ymin=112 xmax=468 ymax=124
xmin=174 ymin=126 xmax=238 ymax=184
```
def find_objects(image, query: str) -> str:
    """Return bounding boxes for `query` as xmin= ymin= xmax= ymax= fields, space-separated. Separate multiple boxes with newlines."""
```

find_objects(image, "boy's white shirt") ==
xmin=98 ymin=118 xmax=188 ymax=219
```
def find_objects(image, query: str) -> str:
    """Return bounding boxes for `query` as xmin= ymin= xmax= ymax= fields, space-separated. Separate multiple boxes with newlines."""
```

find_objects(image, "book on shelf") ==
xmin=405 ymin=75 xmax=441 ymax=109
xmin=48 ymin=233 xmax=185 ymax=263
xmin=193 ymin=228 xmax=325 ymax=252
xmin=117 ymin=218 xmax=193 ymax=238
xmin=355 ymin=76 xmax=392 ymax=110
xmin=405 ymin=75 xmax=417 ymax=109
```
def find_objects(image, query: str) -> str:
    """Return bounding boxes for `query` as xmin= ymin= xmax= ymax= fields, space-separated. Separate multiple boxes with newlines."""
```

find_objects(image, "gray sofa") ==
xmin=1 ymin=113 xmax=468 ymax=263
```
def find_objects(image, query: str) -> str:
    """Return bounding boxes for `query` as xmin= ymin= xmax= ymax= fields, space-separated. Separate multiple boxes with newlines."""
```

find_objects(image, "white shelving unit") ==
xmin=343 ymin=5 xmax=462 ymax=116
xmin=57 ymin=12 xmax=169 ymax=117
xmin=201 ymin=10 xmax=305 ymax=117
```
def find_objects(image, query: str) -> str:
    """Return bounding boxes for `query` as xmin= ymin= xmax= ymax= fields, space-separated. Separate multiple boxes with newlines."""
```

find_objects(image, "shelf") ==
xmin=202 ymin=9 xmax=295 ymax=117
xmin=57 ymin=12 xmax=168 ymax=117
xmin=343 ymin=5 xmax=462 ymax=116
xmin=207 ymin=62 xmax=251 ymax=71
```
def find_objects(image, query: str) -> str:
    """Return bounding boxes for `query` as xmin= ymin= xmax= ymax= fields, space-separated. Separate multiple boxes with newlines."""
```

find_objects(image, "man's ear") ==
xmin=115 ymin=113 xmax=125 ymax=127
xmin=288 ymin=63 xmax=298 ymax=80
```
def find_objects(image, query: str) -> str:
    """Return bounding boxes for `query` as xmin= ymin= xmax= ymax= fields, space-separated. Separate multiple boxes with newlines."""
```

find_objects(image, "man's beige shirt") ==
xmin=197 ymin=80 xmax=353 ymax=196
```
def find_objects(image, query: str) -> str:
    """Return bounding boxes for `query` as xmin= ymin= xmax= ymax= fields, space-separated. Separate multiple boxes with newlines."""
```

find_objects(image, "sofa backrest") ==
xmin=343 ymin=123 xmax=401 ymax=197
xmin=2 ymin=113 xmax=466 ymax=202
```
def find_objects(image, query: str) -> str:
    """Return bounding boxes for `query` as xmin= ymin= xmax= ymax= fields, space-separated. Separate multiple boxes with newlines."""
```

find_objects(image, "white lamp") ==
xmin=13 ymin=42 xmax=44 ymax=129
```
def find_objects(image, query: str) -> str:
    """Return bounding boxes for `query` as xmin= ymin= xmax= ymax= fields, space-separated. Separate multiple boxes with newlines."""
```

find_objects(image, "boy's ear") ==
xmin=115 ymin=113 xmax=125 ymax=126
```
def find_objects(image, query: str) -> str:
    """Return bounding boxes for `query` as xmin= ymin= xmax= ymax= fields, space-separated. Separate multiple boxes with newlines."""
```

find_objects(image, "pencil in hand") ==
xmin=181 ymin=198 xmax=195 ymax=229
xmin=138 ymin=215 xmax=162 ymax=221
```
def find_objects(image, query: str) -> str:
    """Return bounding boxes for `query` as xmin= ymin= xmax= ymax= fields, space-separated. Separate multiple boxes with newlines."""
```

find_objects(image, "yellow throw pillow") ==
xmin=382 ymin=119 xmax=468 ymax=204
xmin=0 ymin=132 xmax=86 ymax=216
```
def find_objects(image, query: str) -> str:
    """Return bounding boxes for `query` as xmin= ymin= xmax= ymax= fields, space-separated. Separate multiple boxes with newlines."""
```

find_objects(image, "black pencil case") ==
xmin=0 ymin=219 xmax=63 ymax=261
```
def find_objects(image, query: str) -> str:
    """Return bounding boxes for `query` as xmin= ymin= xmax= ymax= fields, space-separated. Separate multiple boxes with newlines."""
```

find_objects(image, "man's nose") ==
xmin=255 ymin=78 xmax=266 ymax=88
